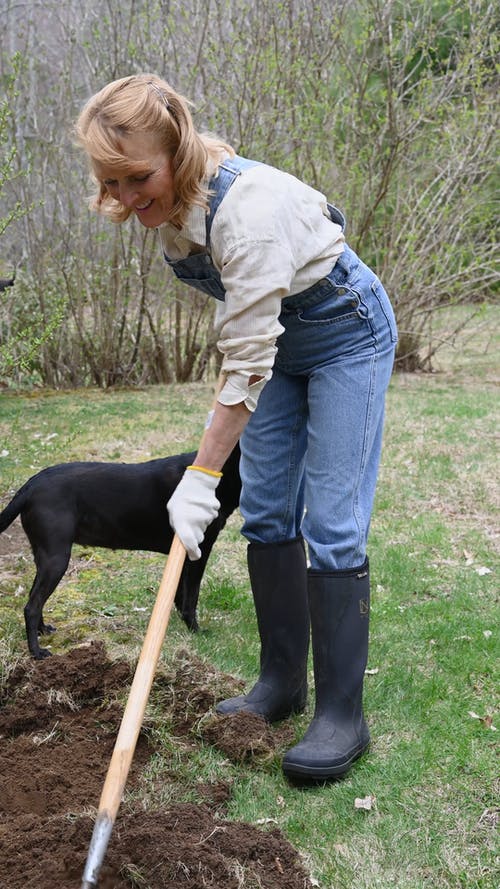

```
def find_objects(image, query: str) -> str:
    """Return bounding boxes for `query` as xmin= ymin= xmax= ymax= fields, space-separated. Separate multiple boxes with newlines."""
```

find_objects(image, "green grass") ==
xmin=0 ymin=306 xmax=498 ymax=888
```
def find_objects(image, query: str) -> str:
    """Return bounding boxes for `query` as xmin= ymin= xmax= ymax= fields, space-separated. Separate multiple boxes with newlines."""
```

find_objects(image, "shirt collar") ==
xmin=158 ymin=154 xmax=227 ymax=248
xmin=158 ymin=170 xmax=212 ymax=248
xmin=178 ymin=201 xmax=207 ymax=246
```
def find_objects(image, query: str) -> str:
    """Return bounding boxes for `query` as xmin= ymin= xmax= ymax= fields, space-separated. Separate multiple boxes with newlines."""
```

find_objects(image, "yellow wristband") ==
xmin=186 ymin=464 xmax=223 ymax=478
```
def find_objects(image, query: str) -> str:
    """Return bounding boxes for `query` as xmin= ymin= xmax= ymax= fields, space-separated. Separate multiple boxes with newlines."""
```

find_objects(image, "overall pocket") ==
xmin=165 ymin=254 xmax=226 ymax=301
xmin=370 ymin=278 xmax=398 ymax=344
xmin=297 ymin=286 xmax=367 ymax=326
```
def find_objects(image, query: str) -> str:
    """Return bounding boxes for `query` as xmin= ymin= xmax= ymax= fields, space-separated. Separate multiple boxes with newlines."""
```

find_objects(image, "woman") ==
xmin=76 ymin=73 xmax=397 ymax=781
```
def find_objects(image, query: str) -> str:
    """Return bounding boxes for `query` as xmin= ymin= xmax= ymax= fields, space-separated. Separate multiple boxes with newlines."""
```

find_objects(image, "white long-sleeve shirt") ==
xmin=158 ymin=161 xmax=345 ymax=409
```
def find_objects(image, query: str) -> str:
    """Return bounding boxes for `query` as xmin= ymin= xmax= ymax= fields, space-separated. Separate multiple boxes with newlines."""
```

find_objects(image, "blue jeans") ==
xmin=239 ymin=245 xmax=398 ymax=570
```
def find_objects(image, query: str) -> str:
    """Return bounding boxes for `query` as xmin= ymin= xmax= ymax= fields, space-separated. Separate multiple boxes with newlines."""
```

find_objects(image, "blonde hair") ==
xmin=75 ymin=74 xmax=234 ymax=227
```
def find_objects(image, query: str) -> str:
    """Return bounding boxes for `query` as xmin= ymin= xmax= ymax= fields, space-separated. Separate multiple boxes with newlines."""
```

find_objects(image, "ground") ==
xmin=0 ymin=600 xmax=313 ymax=889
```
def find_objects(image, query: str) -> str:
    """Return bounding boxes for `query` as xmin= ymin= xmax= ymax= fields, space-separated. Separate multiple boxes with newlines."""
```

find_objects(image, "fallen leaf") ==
xmin=478 ymin=807 xmax=500 ymax=827
xmin=365 ymin=667 xmax=379 ymax=675
xmin=476 ymin=566 xmax=492 ymax=576
xmin=468 ymin=711 xmax=497 ymax=731
xmin=354 ymin=795 xmax=376 ymax=811
xmin=483 ymin=630 xmax=492 ymax=639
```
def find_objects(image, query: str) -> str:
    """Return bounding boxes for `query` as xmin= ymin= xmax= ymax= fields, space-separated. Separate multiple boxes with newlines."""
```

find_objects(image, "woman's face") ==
xmin=93 ymin=133 xmax=176 ymax=228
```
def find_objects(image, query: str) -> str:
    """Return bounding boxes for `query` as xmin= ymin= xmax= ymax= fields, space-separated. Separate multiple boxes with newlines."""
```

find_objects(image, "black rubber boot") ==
xmin=282 ymin=560 xmax=371 ymax=780
xmin=216 ymin=536 xmax=310 ymax=722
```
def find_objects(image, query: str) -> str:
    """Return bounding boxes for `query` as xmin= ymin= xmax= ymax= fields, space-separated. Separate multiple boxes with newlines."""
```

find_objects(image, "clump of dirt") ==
xmin=0 ymin=642 xmax=314 ymax=889
xmin=200 ymin=710 xmax=296 ymax=763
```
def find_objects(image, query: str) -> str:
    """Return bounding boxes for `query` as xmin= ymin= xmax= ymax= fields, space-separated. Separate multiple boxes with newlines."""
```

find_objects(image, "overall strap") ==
xmin=205 ymin=155 xmax=260 ymax=245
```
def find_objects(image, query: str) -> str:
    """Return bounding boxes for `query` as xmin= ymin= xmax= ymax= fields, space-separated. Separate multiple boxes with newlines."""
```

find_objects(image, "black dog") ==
xmin=0 ymin=275 xmax=15 ymax=292
xmin=0 ymin=445 xmax=241 ymax=659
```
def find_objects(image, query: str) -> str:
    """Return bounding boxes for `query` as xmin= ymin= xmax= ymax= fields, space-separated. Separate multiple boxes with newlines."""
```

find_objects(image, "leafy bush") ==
xmin=0 ymin=1 xmax=498 ymax=386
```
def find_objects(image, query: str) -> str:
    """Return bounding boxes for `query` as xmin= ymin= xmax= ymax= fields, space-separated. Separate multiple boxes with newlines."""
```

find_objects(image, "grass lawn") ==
xmin=0 ymin=305 xmax=498 ymax=888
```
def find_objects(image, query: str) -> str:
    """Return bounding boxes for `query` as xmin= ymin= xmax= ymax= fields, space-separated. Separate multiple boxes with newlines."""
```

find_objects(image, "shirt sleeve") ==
xmin=215 ymin=238 xmax=297 ymax=410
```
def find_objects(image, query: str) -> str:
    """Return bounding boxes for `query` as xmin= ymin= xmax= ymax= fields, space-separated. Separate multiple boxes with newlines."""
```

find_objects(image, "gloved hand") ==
xmin=167 ymin=466 xmax=222 ymax=561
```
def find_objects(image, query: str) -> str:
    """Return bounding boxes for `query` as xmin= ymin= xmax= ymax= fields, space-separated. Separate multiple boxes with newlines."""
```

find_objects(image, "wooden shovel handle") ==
xmin=81 ymin=535 xmax=188 ymax=887
xmin=96 ymin=533 xmax=186 ymax=818
xmin=96 ymin=373 xmax=226 ymax=820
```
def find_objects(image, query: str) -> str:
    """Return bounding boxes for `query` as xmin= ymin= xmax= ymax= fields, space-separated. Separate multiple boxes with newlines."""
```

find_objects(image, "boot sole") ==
xmin=282 ymin=741 xmax=369 ymax=781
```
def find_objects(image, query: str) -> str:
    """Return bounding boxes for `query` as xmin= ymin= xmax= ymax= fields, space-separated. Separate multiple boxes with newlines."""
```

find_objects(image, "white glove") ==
xmin=167 ymin=467 xmax=221 ymax=561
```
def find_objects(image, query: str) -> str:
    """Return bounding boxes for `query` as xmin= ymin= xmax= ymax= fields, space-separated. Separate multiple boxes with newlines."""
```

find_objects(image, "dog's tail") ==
xmin=0 ymin=483 xmax=28 ymax=534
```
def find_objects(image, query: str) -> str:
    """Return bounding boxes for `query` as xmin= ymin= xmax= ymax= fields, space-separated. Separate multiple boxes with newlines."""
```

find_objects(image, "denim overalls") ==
xmin=163 ymin=156 xmax=398 ymax=570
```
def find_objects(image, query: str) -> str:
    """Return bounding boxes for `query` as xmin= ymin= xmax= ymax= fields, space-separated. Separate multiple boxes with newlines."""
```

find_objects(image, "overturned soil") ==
xmin=0 ymin=642 xmax=313 ymax=889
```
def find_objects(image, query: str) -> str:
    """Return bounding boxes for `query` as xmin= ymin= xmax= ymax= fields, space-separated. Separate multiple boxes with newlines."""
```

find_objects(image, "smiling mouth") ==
xmin=135 ymin=200 xmax=153 ymax=211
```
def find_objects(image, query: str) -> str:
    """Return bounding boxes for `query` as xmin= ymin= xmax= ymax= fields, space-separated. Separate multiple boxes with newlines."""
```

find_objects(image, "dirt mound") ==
xmin=1 ymin=641 xmax=131 ymax=735
xmin=1 ymin=805 xmax=312 ymax=889
xmin=0 ymin=643 xmax=314 ymax=889
xmin=0 ymin=643 xmax=151 ymax=832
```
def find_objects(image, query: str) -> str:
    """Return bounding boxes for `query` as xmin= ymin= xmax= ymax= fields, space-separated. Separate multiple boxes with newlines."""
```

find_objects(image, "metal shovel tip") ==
xmin=81 ymin=812 xmax=114 ymax=889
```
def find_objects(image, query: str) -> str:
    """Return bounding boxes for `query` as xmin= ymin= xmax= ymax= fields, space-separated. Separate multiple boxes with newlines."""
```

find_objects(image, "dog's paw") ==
xmin=176 ymin=608 xmax=199 ymax=632
xmin=33 ymin=647 xmax=52 ymax=660
xmin=38 ymin=622 xmax=57 ymax=636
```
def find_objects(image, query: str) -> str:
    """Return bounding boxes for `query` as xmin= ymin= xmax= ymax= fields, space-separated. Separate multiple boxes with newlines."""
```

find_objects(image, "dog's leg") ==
xmin=174 ymin=564 xmax=201 ymax=632
xmin=24 ymin=548 xmax=71 ymax=659
xmin=174 ymin=516 xmax=229 ymax=631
